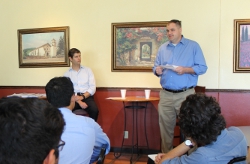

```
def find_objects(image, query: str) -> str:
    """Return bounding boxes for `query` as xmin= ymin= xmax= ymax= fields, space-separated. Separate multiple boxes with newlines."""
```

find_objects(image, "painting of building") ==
xmin=28 ymin=39 xmax=57 ymax=57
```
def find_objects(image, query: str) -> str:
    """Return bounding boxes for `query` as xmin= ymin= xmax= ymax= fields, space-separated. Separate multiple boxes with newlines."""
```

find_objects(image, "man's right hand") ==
xmin=155 ymin=66 xmax=163 ymax=75
xmin=155 ymin=153 xmax=165 ymax=164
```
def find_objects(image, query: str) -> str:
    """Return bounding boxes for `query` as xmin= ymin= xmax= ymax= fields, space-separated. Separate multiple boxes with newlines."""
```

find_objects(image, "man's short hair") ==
xmin=167 ymin=19 xmax=182 ymax=28
xmin=0 ymin=97 xmax=65 ymax=164
xmin=179 ymin=93 xmax=226 ymax=146
xmin=45 ymin=76 xmax=74 ymax=108
xmin=68 ymin=48 xmax=81 ymax=58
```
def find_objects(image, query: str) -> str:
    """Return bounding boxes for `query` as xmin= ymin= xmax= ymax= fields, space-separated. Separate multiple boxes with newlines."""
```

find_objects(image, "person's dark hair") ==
xmin=0 ymin=97 xmax=65 ymax=164
xmin=167 ymin=19 xmax=182 ymax=27
xmin=68 ymin=48 xmax=81 ymax=58
xmin=179 ymin=93 xmax=226 ymax=146
xmin=45 ymin=76 xmax=74 ymax=108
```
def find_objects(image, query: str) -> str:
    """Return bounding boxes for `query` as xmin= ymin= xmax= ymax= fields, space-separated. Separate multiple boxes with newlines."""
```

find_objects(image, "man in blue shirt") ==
xmin=153 ymin=19 xmax=207 ymax=153
xmin=64 ymin=48 xmax=99 ymax=121
xmin=154 ymin=94 xmax=247 ymax=164
xmin=45 ymin=76 xmax=110 ymax=164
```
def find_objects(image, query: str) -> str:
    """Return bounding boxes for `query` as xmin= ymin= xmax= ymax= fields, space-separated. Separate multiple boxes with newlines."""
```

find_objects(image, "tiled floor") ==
xmin=98 ymin=152 xmax=148 ymax=164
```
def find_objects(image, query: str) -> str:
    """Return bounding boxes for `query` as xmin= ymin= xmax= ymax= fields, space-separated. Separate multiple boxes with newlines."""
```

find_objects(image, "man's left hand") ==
xmin=174 ymin=66 xmax=186 ymax=75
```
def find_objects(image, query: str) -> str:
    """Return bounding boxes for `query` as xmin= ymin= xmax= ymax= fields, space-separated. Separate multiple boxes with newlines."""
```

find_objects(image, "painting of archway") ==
xmin=140 ymin=42 xmax=152 ymax=61
xmin=112 ymin=21 xmax=169 ymax=72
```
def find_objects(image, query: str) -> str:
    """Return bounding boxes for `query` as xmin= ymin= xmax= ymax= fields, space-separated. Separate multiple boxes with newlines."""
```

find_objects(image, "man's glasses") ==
xmin=54 ymin=140 xmax=65 ymax=158
xmin=57 ymin=140 xmax=65 ymax=151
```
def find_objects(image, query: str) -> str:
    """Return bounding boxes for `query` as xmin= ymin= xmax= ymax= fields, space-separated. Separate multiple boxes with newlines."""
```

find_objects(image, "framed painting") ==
xmin=18 ymin=26 xmax=70 ymax=68
xmin=111 ymin=21 xmax=169 ymax=72
xmin=233 ymin=19 xmax=250 ymax=72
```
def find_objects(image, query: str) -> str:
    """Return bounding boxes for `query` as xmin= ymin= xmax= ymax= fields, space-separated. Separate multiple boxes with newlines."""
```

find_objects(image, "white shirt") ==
xmin=64 ymin=66 xmax=96 ymax=95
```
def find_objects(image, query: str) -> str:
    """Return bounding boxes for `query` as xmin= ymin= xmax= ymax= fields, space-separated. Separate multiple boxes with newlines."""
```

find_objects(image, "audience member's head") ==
xmin=68 ymin=48 xmax=81 ymax=58
xmin=0 ymin=97 xmax=65 ymax=164
xmin=179 ymin=93 xmax=226 ymax=146
xmin=45 ymin=76 xmax=74 ymax=108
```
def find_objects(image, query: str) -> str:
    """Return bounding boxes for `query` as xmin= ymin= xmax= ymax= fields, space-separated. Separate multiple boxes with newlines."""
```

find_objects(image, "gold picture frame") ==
xmin=111 ymin=21 xmax=169 ymax=72
xmin=233 ymin=19 xmax=250 ymax=73
xmin=18 ymin=26 xmax=70 ymax=68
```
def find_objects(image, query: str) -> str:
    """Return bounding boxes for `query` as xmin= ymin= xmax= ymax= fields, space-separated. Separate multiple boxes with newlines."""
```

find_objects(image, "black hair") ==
xmin=45 ymin=76 xmax=74 ymax=108
xmin=0 ymin=97 xmax=65 ymax=164
xmin=179 ymin=93 xmax=226 ymax=146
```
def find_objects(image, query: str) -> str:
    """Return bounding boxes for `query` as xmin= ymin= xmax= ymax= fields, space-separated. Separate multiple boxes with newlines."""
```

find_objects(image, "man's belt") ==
xmin=163 ymin=86 xmax=194 ymax=93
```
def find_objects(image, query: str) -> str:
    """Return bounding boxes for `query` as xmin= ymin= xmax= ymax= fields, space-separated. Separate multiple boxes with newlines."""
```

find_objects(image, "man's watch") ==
xmin=80 ymin=93 xmax=85 ymax=99
xmin=184 ymin=139 xmax=194 ymax=148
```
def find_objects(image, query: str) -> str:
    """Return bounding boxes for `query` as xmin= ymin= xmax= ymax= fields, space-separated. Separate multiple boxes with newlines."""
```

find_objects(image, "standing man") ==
xmin=153 ymin=19 xmax=207 ymax=153
xmin=64 ymin=48 xmax=99 ymax=121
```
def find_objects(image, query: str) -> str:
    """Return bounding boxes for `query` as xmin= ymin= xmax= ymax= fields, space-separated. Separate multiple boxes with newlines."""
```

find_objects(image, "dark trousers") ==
xmin=147 ymin=158 xmax=154 ymax=164
xmin=73 ymin=96 xmax=99 ymax=121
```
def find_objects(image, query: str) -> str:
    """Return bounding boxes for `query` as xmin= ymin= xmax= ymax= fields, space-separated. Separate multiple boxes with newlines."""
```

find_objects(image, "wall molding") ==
xmin=1 ymin=86 xmax=250 ymax=93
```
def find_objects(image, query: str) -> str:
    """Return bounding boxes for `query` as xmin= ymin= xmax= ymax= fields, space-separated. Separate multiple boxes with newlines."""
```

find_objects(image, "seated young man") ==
xmin=45 ymin=76 xmax=110 ymax=164
xmin=0 ymin=97 xmax=65 ymax=164
xmin=155 ymin=93 xmax=247 ymax=164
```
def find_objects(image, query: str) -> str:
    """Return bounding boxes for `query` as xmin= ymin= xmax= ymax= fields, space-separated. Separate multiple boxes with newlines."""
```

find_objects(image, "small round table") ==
xmin=107 ymin=96 xmax=159 ymax=164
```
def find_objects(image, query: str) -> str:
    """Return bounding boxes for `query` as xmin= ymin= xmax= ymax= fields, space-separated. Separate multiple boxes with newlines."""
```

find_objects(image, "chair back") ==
xmin=227 ymin=156 xmax=246 ymax=164
xmin=194 ymin=86 xmax=205 ymax=93
xmin=96 ymin=145 xmax=106 ymax=164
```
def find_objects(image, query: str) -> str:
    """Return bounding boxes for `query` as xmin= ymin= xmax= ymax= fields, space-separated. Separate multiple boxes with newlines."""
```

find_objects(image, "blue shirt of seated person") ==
xmin=58 ymin=107 xmax=110 ymax=164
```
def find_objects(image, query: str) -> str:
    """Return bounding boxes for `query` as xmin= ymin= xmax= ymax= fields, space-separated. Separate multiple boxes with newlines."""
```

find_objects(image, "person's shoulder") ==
xmin=163 ymin=41 xmax=170 ymax=46
xmin=81 ymin=65 xmax=92 ymax=71
xmin=228 ymin=126 xmax=242 ymax=132
xmin=182 ymin=37 xmax=199 ymax=45
xmin=59 ymin=108 xmax=86 ymax=121
xmin=227 ymin=126 xmax=245 ymax=138
xmin=77 ymin=115 xmax=99 ymax=126
xmin=63 ymin=67 xmax=72 ymax=75
xmin=227 ymin=126 xmax=241 ymax=132
xmin=58 ymin=107 xmax=71 ymax=114
xmin=159 ymin=41 xmax=170 ymax=49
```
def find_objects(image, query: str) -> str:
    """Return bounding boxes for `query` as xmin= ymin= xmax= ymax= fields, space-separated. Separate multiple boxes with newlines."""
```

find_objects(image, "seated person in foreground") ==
xmin=0 ymin=97 xmax=65 ymax=164
xmin=155 ymin=93 xmax=247 ymax=164
xmin=45 ymin=76 xmax=110 ymax=164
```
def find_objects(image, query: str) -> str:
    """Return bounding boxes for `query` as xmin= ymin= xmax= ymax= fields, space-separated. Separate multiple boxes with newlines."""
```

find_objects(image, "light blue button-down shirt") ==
xmin=64 ymin=66 xmax=96 ymax=95
xmin=153 ymin=36 xmax=207 ymax=90
xmin=58 ymin=107 xmax=110 ymax=164
xmin=162 ymin=127 xmax=247 ymax=164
